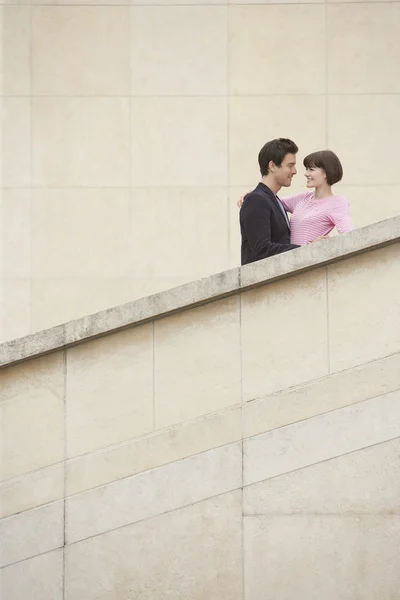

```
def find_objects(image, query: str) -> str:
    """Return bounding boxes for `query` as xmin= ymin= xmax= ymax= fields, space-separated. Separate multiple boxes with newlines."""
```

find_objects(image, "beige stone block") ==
xmin=0 ymin=189 xmax=30 ymax=279
xmin=130 ymin=187 xmax=229 ymax=279
xmin=239 ymin=217 xmax=400 ymax=290
xmin=244 ymin=515 xmax=400 ymax=600
xmin=0 ymin=501 xmax=64 ymax=567
xmin=229 ymin=5 xmax=325 ymax=95
xmin=131 ymin=97 xmax=227 ymax=186
xmin=66 ymin=442 xmax=241 ymax=543
xmin=31 ymin=189 xmax=131 ymax=278
xmin=154 ymin=296 xmax=241 ymax=429
xmin=0 ymin=352 xmax=64 ymax=480
xmin=328 ymin=0 xmax=391 ymax=2
xmin=0 ymin=11 xmax=2 ymax=91
xmin=0 ymin=323 xmax=65 ymax=368
xmin=64 ymin=266 xmax=239 ymax=339
xmin=59 ymin=267 xmax=240 ymax=348
xmin=67 ymin=406 xmax=242 ymax=496
xmin=66 ymin=325 xmax=153 ymax=458
xmin=131 ymin=0 xmax=224 ymax=4
xmin=244 ymin=391 xmax=400 ymax=486
xmin=65 ymin=491 xmax=242 ymax=600
xmin=241 ymin=268 xmax=328 ymax=402
xmin=328 ymin=4 xmax=400 ymax=94
xmin=244 ymin=438 xmax=400 ymax=515
xmin=231 ymin=0 xmax=320 ymax=3
xmin=0 ymin=463 xmax=64 ymax=518
xmin=0 ymin=98 xmax=30 ymax=187
xmin=243 ymin=352 xmax=400 ymax=439
xmin=30 ymin=277 xmax=137 ymax=332
xmin=0 ymin=549 xmax=63 ymax=600
xmin=131 ymin=6 xmax=227 ymax=95
xmin=31 ymin=0 xmax=128 ymax=5
xmin=328 ymin=95 xmax=400 ymax=185
xmin=0 ymin=6 xmax=30 ymax=95
xmin=28 ymin=276 xmax=193 ymax=334
xmin=328 ymin=244 xmax=400 ymax=372
xmin=130 ymin=276 xmax=193 ymax=299
xmin=0 ymin=279 xmax=30 ymax=342
xmin=32 ymin=6 xmax=130 ymax=95
xmin=32 ymin=98 xmax=129 ymax=187
xmin=229 ymin=96 xmax=326 ymax=186
xmin=336 ymin=185 xmax=400 ymax=229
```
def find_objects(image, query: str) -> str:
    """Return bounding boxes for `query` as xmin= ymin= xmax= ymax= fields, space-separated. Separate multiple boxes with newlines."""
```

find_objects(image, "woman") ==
xmin=239 ymin=150 xmax=353 ymax=245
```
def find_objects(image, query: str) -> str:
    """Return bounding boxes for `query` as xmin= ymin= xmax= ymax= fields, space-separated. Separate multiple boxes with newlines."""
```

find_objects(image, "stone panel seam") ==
xmin=244 ymin=392 xmax=400 ymax=486
xmin=1 ymin=349 xmax=398 ymax=490
xmin=28 ymin=2 xmax=33 ymax=337
xmin=2 ymin=221 xmax=399 ymax=369
xmin=226 ymin=1 xmax=230 ymax=261
xmin=0 ymin=460 xmax=65 ymax=487
xmin=244 ymin=513 xmax=400 ymax=518
xmin=4 ymin=389 xmax=398 ymax=515
xmin=4 ymin=435 xmax=400 ymax=561
xmin=326 ymin=266 xmax=331 ymax=374
xmin=6 ymin=94 xmax=400 ymax=99
xmin=0 ymin=497 xmax=65 ymax=521
xmin=243 ymin=392 xmax=400 ymax=442
xmin=128 ymin=2 xmax=132 ymax=187
xmin=67 ymin=391 xmax=394 ymax=494
xmin=5 ymin=400 xmax=400 ymax=510
xmin=325 ymin=0 xmax=329 ymax=143
xmin=66 ymin=440 xmax=241 ymax=499
xmin=63 ymin=434 xmax=400 ymax=548
xmin=65 ymin=394 xmax=400 ymax=541
xmin=4 ymin=435 xmax=399 ymax=534
xmin=5 ymin=182 xmax=400 ymax=189
xmin=65 ymin=489 xmax=242 ymax=550
xmin=152 ymin=321 xmax=155 ymax=430
xmin=0 ymin=546 xmax=63 ymax=572
xmin=1 ymin=348 xmax=399 ymax=489
xmin=62 ymin=348 xmax=67 ymax=600
xmin=246 ymin=348 xmax=400 ymax=406
xmin=242 ymin=435 xmax=400 ymax=493
xmin=238 ymin=291 xmax=245 ymax=600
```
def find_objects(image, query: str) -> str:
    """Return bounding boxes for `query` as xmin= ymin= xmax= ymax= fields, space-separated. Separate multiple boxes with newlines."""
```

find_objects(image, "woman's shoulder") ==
xmin=330 ymin=194 xmax=350 ymax=207
xmin=292 ymin=191 xmax=315 ymax=206
xmin=282 ymin=190 xmax=314 ymax=206
xmin=284 ymin=190 xmax=314 ymax=201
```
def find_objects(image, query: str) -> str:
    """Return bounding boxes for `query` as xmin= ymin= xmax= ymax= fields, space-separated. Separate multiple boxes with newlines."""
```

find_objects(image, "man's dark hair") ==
xmin=303 ymin=150 xmax=343 ymax=185
xmin=258 ymin=138 xmax=299 ymax=176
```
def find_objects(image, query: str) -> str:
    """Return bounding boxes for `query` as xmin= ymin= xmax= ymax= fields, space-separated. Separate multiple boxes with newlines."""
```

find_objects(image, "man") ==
xmin=240 ymin=138 xmax=300 ymax=265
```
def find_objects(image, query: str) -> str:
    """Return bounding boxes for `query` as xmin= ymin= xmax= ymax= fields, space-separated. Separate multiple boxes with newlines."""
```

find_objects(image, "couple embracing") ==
xmin=239 ymin=138 xmax=353 ymax=265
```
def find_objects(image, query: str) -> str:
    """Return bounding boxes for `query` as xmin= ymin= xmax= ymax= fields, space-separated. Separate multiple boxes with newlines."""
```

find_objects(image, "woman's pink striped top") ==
xmin=280 ymin=191 xmax=353 ymax=246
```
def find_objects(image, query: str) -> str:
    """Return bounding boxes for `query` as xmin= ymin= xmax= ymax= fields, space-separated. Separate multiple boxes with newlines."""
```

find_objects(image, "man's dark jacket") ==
xmin=240 ymin=182 xmax=299 ymax=265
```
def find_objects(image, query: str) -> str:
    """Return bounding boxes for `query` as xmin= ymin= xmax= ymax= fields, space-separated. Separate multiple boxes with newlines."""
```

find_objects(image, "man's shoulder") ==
xmin=244 ymin=184 xmax=274 ymax=204
xmin=241 ymin=190 xmax=271 ymax=218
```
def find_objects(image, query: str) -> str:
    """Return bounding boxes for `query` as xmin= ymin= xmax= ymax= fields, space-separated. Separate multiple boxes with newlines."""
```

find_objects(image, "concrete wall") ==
xmin=1 ymin=236 xmax=400 ymax=599
xmin=1 ymin=0 xmax=400 ymax=342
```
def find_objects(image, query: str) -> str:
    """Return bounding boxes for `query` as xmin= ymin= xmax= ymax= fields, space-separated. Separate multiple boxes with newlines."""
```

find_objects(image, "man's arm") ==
xmin=241 ymin=193 xmax=299 ymax=259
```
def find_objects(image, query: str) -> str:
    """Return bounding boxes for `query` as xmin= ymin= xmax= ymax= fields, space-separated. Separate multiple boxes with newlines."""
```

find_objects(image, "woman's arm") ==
xmin=328 ymin=198 xmax=353 ymax=233
xmin=280 ymin=192 xmax=309 ymax=213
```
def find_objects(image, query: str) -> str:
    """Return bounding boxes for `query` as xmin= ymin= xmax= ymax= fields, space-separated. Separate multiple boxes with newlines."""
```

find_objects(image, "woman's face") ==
xmin=305 ymin=166 xmax=327 ymax=188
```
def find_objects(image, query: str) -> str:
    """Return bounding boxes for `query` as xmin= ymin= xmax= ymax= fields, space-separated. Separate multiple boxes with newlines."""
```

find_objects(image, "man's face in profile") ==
xmin=276 ymin=153 xmax=297 ymax=187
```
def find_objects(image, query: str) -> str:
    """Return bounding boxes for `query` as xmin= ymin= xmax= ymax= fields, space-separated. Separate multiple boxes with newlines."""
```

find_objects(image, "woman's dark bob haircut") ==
xmin=303 ymin=150 xmax=343 ymax=185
